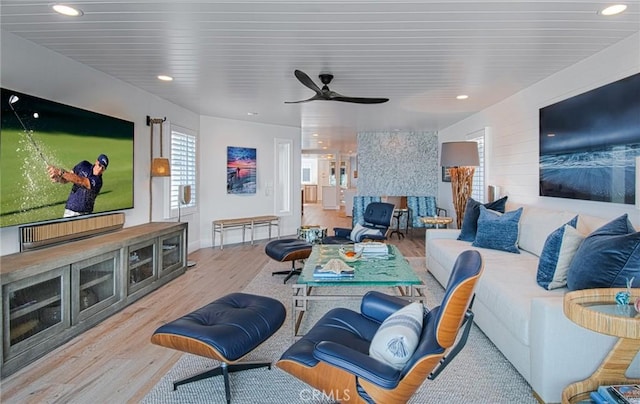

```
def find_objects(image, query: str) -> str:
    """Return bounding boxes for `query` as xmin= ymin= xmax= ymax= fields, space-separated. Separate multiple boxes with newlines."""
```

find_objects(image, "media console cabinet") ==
xmin=0 ymin=222 xmax=187 ymax=377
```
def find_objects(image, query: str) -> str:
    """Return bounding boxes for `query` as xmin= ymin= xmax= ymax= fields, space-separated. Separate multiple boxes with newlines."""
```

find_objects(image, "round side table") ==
xmin=562 ymin=288 xmax=640 ymax=404
xmin=419 ymin=216 xmax=453 ymax=229
xmin=297 ymin=225 xmax=327 ymax=244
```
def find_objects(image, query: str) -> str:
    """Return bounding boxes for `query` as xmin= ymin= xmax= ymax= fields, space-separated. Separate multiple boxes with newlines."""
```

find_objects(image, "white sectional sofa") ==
xmin=425 ymin=204 xmax=640 ymax=403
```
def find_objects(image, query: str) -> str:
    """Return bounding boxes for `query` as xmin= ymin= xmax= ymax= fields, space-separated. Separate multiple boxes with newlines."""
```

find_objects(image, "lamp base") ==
xmin=449 ymin=167 xmax=476 ymax=228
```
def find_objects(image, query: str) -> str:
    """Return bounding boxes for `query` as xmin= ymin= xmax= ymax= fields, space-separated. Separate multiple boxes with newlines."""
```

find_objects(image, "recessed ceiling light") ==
xmin=317 ymin=140 xmax=323 ymax=144
xmin=322 ymin=146 xmax=327 ymax=150
xmin=247 ymin=112 xmax=258 ymax=116
xmin=312 ymin=133 xmax=319 ymax=137
xmin=52 ymin=4 xmax=83 ymax=17
xmin=601 ymin=4 xmax=627 ymax=15
xmin=157 ymin=75 xmax=173 ymax=81
xmin=456 ymin=94 xmax=469 ymax=100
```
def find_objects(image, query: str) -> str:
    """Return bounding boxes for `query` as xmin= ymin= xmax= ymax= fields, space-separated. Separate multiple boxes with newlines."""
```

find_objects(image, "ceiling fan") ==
xmin=285 ymin=70 xmax=389 ymax=104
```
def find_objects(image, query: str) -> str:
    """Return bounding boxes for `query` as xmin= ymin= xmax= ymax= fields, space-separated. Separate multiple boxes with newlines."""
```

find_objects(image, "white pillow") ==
xmin=369 ymin=302 xmax=424 ymax=370
xmin=548 ymin=225 xmax=585 ymax=289
xmin=350 ymin=223 xmax=382 ymax=242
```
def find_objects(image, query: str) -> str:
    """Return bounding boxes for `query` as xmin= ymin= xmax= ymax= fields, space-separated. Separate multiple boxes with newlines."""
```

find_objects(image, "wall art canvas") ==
xmin=442 ymin=166 xmax=451 ymax=182
xmin=539 ymin=73 xmax=640 ymax=204
xmin=227 ymin=146 xmax=256 ymax=194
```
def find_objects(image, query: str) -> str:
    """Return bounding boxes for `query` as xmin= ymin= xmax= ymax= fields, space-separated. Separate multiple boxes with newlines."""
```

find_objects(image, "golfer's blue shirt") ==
xmin=65 ymin=160 xmax=103 ymax=214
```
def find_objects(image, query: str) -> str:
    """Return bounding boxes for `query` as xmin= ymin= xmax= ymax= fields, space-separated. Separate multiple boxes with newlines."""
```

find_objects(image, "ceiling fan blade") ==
xmin=294 ymin=70 xmax=322 ymax=95
xmin=331 ymin=96 xmax=389 ymax=104
xmin=284 ymin=94 xmax=325 ymax=104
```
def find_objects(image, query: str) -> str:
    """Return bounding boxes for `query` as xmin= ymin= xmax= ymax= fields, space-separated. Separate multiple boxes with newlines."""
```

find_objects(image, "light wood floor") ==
xmin=0 ymin=203 xmax=426 ymax=403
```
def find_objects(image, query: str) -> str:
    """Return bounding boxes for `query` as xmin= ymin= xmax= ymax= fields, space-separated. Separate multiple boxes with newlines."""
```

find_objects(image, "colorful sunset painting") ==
xmin=227 ymin=146 xmax=257 ymax=194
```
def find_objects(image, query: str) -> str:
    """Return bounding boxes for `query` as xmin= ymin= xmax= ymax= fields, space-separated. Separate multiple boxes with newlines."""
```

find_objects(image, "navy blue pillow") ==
xmin=472 ymin=206 xmax=523 ymax=254
xmin=457 ymin=196 xmax=508 ymax=241
xmin=567 ymin=214 xmax=640 ymax=291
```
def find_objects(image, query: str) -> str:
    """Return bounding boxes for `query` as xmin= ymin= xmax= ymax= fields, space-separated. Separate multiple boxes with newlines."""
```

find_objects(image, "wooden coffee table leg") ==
xmin=562 ymin=337 xmax=640 ymax=404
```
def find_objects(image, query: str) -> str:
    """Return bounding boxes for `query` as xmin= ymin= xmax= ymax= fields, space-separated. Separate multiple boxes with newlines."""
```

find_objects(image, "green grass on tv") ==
xmin=0 ymin=129 xmax=133 ymax=227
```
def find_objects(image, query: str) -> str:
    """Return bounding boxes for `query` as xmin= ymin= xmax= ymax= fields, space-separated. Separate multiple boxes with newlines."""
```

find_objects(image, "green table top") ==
xmin=298 ymin=244 xmax=422 ymax=286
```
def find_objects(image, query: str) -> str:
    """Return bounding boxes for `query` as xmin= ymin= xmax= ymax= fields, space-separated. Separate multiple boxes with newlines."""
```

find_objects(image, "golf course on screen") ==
xmin=0 ymin=88 xmax=134 ymax=228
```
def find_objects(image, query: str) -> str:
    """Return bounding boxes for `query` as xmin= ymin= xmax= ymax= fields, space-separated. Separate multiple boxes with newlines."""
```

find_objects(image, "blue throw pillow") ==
xmin=536 ymin=216 xmax=583 ymax=290
xmin=457 ymin=196 xmax=508 ymax=242
xmin=472 ymin=206 xmax=523 ymax=254
xmin=567 ymin=214 xmax=640 ymax=291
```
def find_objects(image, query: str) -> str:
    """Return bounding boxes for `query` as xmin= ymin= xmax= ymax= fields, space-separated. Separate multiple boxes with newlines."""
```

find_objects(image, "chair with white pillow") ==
xmin=322 ymin=200 xmax=395 ymax=244
xmin=277 ymin=250 xmax=484 ymax=403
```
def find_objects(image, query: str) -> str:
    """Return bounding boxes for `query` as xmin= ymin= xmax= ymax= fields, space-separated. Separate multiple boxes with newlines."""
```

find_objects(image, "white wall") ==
xmin=0 ymin=32 xmax=200 ymax=256
xmin=438 ymin=33 xmax=640 ymax=227
xmin=199 ymin=116 xmax=301 ymax=248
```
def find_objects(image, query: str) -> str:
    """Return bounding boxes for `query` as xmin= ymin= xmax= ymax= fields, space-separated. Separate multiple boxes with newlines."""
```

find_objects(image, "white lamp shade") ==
xmin=440 ymin=141 xmax=479 ymax=167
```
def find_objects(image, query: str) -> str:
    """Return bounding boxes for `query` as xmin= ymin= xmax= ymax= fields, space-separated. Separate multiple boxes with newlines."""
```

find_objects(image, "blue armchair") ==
xmin=407 ymin=196 xmax=447 ymax=232
xmin=322 ymin=199 xmax=395 ymax=244
xmin=277 ymin=250 xmax=484 ymax=403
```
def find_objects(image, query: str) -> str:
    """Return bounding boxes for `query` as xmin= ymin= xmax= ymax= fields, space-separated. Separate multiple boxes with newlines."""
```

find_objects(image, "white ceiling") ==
xmin=1 ymin=1 xmax=639 ymax=154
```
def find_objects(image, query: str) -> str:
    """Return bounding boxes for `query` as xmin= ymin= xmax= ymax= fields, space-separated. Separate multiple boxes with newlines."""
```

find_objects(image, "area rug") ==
xmin=142 ymin=258 xmax=537 ymax=403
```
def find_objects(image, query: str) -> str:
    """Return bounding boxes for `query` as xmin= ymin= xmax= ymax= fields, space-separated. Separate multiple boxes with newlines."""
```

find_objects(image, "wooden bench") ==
xmin=212 ymin=215 xmax=280 ymax=249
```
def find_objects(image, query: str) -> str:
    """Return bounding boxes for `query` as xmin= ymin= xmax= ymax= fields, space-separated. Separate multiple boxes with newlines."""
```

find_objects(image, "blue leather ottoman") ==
xmin=151 ymin=293 xmax=286 ymax=403
xmin=265 ymin=238 xmax=312 ymax=284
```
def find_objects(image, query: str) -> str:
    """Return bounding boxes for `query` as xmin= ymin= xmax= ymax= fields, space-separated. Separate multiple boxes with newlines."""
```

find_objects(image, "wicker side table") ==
xmin=561 ymin=288 xmax=640 ymax=404
xmin=419 ymin=216 xmax=453 ymax=229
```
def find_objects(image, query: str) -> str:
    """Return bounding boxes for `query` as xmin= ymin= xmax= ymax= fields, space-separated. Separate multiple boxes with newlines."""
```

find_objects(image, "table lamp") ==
xmin=440 ymin=141 xmax=479 ymax=228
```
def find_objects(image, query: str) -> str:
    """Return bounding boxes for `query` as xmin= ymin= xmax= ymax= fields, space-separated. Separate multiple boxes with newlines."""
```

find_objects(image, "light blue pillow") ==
xmin=457 ymin=196 xmax=508 ymax=242
xmin=536 ymin=216 xmax=582 ymax=290
xmin=472 ymin=206 xmax=523 ymax=254
xmin=567 ymin=214 xmax=640 ymax=291
xmin=369 ymin=302 xmax=424 ymax=370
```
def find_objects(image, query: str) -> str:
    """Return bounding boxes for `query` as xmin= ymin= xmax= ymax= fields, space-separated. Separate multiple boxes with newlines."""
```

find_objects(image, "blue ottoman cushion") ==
xmin=153 ymin=292 xmax=286 ymax=362
xmin=265 ymin=238 xmax=312 ymax=261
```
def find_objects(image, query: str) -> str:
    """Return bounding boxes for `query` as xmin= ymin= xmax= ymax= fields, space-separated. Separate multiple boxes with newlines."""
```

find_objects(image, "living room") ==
xmin=1 ymin=2 xmax=639 ymax=403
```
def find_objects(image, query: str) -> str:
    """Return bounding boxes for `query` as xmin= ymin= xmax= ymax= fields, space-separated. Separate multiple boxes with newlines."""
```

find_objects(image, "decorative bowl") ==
xmin=338 ymin=246 xmax=363 ymax=262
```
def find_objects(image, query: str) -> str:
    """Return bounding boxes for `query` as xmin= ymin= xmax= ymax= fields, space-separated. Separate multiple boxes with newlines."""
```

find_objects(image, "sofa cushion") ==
xmin=457 ymin=196 xmax=508 ymax=242
xmin=518 ymin=207 xmax=578 ymax=257
xmin=472 ymin=206 xmax=523 ymax=254
xmin=350 ymin=223 xmax=382 ymax=242
xmin=536 ymin=218 xmax=585 ymax=290
xmin=427 ymin=237 xmax=546 ymax=346
xmin=567 ymin=214 xmax=640 ymax=290
xmin=369 ymin=302 xmax=424 ymax=370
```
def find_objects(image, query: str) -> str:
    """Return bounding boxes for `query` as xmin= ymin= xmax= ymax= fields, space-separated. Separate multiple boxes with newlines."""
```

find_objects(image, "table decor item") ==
xmin=338 ymin=245 xmax=362 ymax=262
xmin=616 ymin=277 xmax=635 ymax=306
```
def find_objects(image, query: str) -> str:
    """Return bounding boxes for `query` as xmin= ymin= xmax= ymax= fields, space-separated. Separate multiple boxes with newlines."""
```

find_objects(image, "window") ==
xmin=169 ymin=127 xmax=197 ymax=216
xmin=469 ymin=132 xmax=485 ymax=202
xmin=275 ymin=138 xmax=292 ymax=215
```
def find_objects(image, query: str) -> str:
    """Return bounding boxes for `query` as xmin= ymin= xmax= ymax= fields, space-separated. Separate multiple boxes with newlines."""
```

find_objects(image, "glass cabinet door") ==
xmin=3 ymin=266 xmax=70 ymax=359
xmin=159 ymin=232 xmax=184 ymax=276
xmin=71 ymin=250 xmax=119 ymax=323
xmin=127 ymin=240 xmax=156 ymax=294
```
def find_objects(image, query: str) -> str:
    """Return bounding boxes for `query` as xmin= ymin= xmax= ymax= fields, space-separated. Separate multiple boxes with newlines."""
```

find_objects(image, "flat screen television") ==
xmin=539 ymin=72 xmax=640 ymax=204
xmin=0 ymin=88 xmax=134 ymax=228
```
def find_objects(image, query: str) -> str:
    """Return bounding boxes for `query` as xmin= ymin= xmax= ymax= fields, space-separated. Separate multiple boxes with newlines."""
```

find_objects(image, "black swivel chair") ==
xmin=322 ymin=202 xmax=395 ymax=244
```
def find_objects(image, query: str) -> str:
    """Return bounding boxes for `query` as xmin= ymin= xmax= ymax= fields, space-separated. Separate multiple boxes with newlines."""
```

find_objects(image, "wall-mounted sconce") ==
xmin=148 ymin=116 xmax=170 ymax=177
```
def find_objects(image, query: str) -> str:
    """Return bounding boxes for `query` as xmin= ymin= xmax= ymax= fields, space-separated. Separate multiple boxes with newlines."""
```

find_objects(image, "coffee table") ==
xmin=292 ymin=244 xmax=425 ymax=337
xmin=561 ymin=288 xmax=640 ymax=404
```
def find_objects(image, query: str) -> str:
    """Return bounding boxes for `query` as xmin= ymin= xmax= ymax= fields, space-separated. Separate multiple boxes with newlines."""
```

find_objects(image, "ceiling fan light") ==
xmin=52 ymin=4 xmax=83 ymax=16
xmin=600 ymin=4 xmax=627 ymax=15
